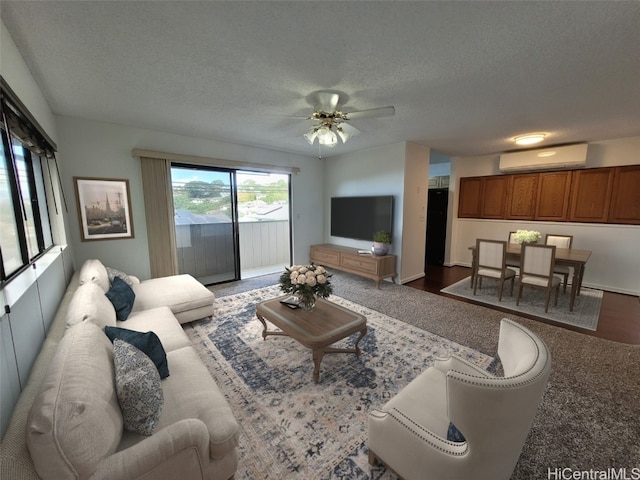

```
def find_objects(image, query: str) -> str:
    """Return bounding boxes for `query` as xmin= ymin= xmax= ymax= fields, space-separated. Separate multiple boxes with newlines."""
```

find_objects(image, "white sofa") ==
xmin=1 ymin=259 xmax=239 ymax=480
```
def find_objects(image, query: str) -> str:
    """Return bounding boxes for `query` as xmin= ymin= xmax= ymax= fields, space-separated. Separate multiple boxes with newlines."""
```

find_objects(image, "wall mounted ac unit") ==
xmin=499 ymin=144 xmax=588 ymax=173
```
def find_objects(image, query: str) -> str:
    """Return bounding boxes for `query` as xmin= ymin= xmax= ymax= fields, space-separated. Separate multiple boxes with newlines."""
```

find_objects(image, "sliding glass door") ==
xmin=236 ymin=171 xmax=291 ymax=278
xmin=171 ymin=165 xmax=238 ymax=284
xmin=170 ymin=165 xmax=291 ymax=285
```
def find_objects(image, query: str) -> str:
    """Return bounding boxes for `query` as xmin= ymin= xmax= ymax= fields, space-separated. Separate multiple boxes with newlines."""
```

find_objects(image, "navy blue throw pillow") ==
xmin=105 ymin=276 xmax=135 ymax=321
xmin=104 ymin=326 xmax=169 ymax=378
xmin=447 ymin=422 xmax=466 ymax=443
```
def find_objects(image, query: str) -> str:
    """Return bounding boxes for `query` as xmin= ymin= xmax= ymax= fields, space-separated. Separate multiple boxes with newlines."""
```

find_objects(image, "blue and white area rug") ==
xmin=441 ymin=277 xmax=602 ymax=331
xmin=184 ymin=285 xmax=494 ymax=480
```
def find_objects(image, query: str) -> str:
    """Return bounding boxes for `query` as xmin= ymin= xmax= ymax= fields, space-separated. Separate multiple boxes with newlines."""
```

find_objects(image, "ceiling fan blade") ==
xmin=313 ymin=91 xmax=340 ymax=112
xmin=345 ymin=106 xmax=395 ymax=120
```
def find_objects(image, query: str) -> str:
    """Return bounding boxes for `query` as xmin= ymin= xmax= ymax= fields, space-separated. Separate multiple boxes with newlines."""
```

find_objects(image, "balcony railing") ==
xmin=175 ymin=220 xmax=290 ymax=284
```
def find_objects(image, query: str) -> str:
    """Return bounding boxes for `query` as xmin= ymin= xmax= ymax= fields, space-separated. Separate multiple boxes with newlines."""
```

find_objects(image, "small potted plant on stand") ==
xmin=372 ymin=231 xmax=392 ymax=256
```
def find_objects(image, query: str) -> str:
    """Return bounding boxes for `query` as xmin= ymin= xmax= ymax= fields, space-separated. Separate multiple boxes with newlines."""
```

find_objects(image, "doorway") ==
xmin=425 ymin=188 xmax=449 ymax=267
xmin=171 ymin=165 xmax=291 ymax=285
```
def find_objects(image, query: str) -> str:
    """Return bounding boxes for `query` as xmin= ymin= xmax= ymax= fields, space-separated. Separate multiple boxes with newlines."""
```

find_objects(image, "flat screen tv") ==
xmin=330 ymin=195 xmax=394 ymax=241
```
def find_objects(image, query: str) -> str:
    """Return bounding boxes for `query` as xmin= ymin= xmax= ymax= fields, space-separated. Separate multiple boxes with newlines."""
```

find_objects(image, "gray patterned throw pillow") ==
xmin=113 ymin=339 xmax=163 ymax=435
xmin=106 ymin=266 xmax=134 ymax=286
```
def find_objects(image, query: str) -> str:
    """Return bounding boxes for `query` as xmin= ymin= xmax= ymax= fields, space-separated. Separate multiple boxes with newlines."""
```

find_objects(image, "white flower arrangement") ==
xmin=279 ymin=264 xmax=333 ymax=308
xmin=512 ymin=229 xmax=542 ymax=244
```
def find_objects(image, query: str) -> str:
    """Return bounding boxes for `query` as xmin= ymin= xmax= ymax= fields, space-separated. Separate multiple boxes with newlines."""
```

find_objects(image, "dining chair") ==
xmin=473 ymin=239 xmax=516 ymax=301
xmin=506 ymin=231 xmax=520 ymax=270
xmin=516 ymin=244 xmax=561 ymax=313
xmin=544 ymin=234 xmax=573 ymax=293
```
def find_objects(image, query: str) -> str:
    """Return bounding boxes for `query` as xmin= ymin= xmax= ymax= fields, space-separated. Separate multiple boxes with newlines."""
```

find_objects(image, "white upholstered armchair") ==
xmin=368 ymin=318 xmax=551 ymax=480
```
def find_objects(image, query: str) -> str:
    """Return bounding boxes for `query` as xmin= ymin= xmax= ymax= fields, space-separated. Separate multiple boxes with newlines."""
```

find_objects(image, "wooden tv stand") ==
xmin=309 ymin=244 xmax=397 ymax=289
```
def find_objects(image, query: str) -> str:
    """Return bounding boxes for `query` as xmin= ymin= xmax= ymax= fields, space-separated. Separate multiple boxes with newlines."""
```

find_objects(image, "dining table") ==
xmin=469 ymin=243 xmax=592 ymax=312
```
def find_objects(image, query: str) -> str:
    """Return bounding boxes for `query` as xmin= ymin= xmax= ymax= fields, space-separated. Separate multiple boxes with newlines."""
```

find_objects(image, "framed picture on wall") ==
xmin=74 ymin=177 xmax=134 ymax=241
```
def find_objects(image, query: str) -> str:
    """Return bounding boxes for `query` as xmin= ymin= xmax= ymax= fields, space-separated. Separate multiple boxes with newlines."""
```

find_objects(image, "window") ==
xmin=170 ymin=165 xmax=291 ymax=283
xmin=1 ymin=79 xmax=56 ymax=282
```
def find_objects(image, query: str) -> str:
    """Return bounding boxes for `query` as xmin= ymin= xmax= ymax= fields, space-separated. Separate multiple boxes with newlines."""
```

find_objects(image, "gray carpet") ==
xmin=441 ymin=276 xmax=601 ymax=331
xmin=210 ymin=271 xmax=640 ymax=478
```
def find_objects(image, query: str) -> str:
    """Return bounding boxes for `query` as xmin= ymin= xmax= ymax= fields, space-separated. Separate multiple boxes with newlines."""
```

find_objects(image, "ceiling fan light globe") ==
xmin=318 ymin=128 xmax=338 ymax=146
xmin=304 ymin=129 xmax=318 ymax=145
xmin=316 ymin=125 xmax=330 ymax=136
xmin=336 ymin=128 xmax=352 ymax=143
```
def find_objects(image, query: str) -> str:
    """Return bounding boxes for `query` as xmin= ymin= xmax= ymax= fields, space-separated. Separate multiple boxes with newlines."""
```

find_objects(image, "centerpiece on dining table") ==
xmin=279 ymin=264 xmax=333 ymax=311
xmin=512 ymin=229 xmax=542 ymax=244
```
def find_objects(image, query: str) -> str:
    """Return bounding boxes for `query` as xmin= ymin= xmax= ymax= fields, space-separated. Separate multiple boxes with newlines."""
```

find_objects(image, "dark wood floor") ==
xmin=406 ymin=265 xmax=640 ymax=345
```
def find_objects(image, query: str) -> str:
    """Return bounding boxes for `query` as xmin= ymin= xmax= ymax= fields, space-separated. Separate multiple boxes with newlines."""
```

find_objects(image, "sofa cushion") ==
xmin=66 ymin=282 xmax=117 ymax=330
xmin=78 ymin=258 xmax=110 ymax=292
xmin=131 ymin=275 xmax=214 ymax=320
xmin=26 ymin=321 xmax=123 ymax=480
xmin=105 ymin=277 xmax=136 ymax=321
xmin=157 ymin=346 xmax=240 ymax=459
xmin=123 ymin=307 xmax=192 ymax=352
xmin=105 ymin=326 xmax=169 ymax=378
xmin=113 ymin=339 xmax=164 ymax=436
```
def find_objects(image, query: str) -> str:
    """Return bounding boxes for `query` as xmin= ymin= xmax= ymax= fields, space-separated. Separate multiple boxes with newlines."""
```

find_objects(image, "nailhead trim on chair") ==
xmin=434 ymin=356 xmax=494 ymax=378
xmin=450 ymin=321 xmax=550 ymax=389
xmin=387 ymin=408 xmax=469 ymax=456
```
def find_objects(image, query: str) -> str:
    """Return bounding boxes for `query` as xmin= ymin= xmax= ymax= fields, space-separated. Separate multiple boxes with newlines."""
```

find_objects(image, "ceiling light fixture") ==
xmin=514 ymin=133 xmax=546 ymax=146
xmin=336 ymin=126 xmax=352 ymax=143
xmin=304 ymin=120 xmax=345 ymax=148
xmin=301 ymin=91 xmax=394 ymax=156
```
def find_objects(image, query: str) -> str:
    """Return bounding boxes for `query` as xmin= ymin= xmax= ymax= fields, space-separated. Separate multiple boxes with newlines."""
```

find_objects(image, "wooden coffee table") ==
xmin=255 ymin=296 xmax=367 ymax=383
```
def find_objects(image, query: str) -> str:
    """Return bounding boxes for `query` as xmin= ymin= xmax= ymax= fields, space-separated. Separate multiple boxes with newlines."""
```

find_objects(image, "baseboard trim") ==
xmin=400 ymin=272 xmax=425 ymax=284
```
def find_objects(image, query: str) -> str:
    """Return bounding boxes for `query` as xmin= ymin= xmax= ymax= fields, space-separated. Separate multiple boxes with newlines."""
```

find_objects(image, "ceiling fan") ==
xmin=302 ymin=90 xmax=395 ymax=148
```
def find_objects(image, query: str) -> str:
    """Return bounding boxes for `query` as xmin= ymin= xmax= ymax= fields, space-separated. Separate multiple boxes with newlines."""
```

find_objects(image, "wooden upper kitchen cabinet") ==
xmin=608 ymin=165 xmax=640 ymax=225
xmin=480 ymin=175 xmax=509 ymax=219
xmin=457 ymin=164 xmax=639 ymax=225
xmin=568 ymin=168 xmax=615 ymax=223
xmin=458 ymin=175 xmax=509 ymax=219
xmin=458 ymin=176 xmax=483 ymax=218
xmin=506 ymin=173 xmax=538 ymax=220
xmin=535 ymin=171 xmax=572 ymax=221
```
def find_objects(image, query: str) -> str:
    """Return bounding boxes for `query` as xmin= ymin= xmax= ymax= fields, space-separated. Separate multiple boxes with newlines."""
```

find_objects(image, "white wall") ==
xmin=1 ymin=21 xmax=58 ymax=145
xmin=401 ymin=142 xmax=430 ymax=282
xmin=448 ymin=136 xmax=640 ymax=295
xmin=324 ymin=142 xmax=430 ymax=283
xmin=56 ymin=116 xmax=322 ymax=279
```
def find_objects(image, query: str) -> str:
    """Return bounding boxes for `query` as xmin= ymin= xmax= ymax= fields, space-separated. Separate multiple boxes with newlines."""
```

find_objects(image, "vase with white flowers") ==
xmin=512 ymin=229 xmax=542 ymax=244
xmin=279 ymin=264 xmax=333 ymax=310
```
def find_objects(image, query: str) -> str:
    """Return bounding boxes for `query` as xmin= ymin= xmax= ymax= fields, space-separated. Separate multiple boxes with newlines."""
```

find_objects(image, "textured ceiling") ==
xmin=2 ymin=1 xmax=640 ymax=158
